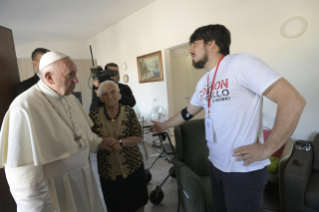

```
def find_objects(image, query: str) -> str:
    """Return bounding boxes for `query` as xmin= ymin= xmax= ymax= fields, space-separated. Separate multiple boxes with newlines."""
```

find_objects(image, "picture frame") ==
xmin=137 ymin=51 xmax=164 ymax=83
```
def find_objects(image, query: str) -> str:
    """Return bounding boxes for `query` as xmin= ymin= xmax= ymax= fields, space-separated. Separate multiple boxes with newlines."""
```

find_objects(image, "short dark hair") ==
xmin=31 ymin=48 xmax=50 ymax=61
xmin=104 ymin=63 xmax=118 ymax=71
xmin=189 ymin=24 xmax=231 ymax=55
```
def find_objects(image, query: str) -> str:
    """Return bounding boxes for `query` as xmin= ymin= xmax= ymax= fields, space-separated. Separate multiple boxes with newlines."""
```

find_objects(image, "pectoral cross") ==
xmin=74 ymin=133 xmax=84 ymax=149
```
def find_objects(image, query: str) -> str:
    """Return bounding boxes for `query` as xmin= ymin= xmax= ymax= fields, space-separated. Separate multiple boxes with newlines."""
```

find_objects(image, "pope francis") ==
xmin=0 ymin=51 xmax=121 ymax=212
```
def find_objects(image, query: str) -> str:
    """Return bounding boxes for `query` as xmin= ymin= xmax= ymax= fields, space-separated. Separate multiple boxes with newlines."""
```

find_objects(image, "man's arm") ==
xmin=151 ymin=103 xmax=203 ymax=134
xmin=5 ymin=164 xmax=55 ymax=211
xmin=233 ymin=78 xmax=306 ymax=165
xmin=119 ymin=84 xmax=136 ymax=107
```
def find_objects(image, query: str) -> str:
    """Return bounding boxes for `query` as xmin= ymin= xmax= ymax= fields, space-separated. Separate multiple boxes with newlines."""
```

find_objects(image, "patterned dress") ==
xmin=89 ymin=104 xmax=148 ymax=212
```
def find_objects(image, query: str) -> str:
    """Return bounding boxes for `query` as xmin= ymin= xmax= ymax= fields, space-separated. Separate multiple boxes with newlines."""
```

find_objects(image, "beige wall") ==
xmin=86 ymin=0 xmax=319 ymax=140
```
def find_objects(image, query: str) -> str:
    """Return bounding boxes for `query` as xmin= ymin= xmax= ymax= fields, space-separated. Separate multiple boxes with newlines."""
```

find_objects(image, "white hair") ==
xmin=38 ymin=63 xmax=53 ymax=80
xmin=98 ymin=80 xmax=120 ymax=97
xmin=38 ymin=58 xmax=70 ymax=80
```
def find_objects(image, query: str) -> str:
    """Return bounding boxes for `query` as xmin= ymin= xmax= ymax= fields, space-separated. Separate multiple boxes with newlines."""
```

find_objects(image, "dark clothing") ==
xmin=100 ymin=164 xmax=148 ymax=212
xmin=90 ymin=83 xmax=136 ymax=111
xmin=209 ymin=162 xmax=268 ymax=212
xmin=15 ymin=74 xmax=39 ymax=97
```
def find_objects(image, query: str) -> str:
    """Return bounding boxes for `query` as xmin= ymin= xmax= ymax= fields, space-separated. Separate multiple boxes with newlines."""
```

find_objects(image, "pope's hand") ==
xmin=98 ymin=139 xmax=112 ymax=151
xmin=103 ymin=137 xmax=123 ymax=152
xmin=150 ymin=120 xmax=165 ymax=135
xmin=233 ymin=137 xmax=272 ymax=166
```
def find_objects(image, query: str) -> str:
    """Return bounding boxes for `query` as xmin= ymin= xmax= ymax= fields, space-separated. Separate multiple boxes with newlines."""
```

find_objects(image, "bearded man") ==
xmin=151 ymin=24 xmax=306 ymax=211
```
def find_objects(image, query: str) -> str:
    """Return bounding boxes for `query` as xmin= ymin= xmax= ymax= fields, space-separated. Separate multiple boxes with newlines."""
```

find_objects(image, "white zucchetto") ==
xmin=39 ymin=51 xmax=69 ymax=70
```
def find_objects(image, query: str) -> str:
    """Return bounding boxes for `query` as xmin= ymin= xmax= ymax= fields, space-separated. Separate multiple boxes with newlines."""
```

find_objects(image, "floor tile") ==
xmin=148 ymin=184 xmax=174 ymax=198
xmin=159 ymin=191 xmax=180 ymax=212
xmin=144 ymin=155 xmax=160 ymax=167
xmin=144 ymin=200 xmax=166 ymax=212
xmin=148 ymin=180 xmax=161 ymax=191
xmin=158 ymin=163 xmax=174 ymax=172
xmin=153 ymin=157 xmax=171 ymax=169
xmin=164 ymin=179 xmax=178 ymax=192
xmin=149 ymin=167 xmax=164 ymax=179
xmin=152 ymin=172 xmax=176 ymax=187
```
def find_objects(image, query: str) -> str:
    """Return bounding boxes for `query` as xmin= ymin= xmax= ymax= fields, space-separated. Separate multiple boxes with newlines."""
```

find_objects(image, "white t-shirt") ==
xmin=190 ymin=53 xmax=282 ymax=173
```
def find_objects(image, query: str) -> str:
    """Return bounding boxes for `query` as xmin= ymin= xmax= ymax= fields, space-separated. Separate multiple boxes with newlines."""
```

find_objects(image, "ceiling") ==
xmin=0 ymin=0 xmax=156 ymax=47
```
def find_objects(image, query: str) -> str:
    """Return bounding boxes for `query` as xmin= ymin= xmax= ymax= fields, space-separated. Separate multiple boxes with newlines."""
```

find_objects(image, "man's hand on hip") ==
xmin=233 ymin=137 xmax=272 ymax=166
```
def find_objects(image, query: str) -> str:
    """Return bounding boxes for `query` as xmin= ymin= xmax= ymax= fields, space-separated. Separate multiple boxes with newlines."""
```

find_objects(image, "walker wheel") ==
xmin=150 ymin=186 xmax=164 ymax=204
xmin=145 ymin=169 xmax=152 ymax=183
xmin=169 ymin=166 xmax=176 ymax=178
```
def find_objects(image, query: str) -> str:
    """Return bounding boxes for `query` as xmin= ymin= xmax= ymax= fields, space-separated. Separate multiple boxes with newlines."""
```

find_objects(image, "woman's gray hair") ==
xmin=98 ymin=80 xmax=120 ymax=97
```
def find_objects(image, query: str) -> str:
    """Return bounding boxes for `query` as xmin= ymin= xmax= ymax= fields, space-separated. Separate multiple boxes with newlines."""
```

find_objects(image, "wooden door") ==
xmin=0 ymin=25 xmax=20 ymax=212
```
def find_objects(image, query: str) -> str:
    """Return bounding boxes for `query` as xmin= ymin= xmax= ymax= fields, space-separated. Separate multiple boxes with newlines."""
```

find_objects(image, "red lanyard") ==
xmin=207 ymin=55 xmax=225 ymax=114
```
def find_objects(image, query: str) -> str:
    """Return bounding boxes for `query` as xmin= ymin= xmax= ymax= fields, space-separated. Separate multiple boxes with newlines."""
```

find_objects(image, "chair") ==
xmin=284 ymin=134 xmax=319 ymax=212
xmin=172 ymin=119 xmax=213 ymax=212
xmin=263 ymin=129 xmax=295 ymax=211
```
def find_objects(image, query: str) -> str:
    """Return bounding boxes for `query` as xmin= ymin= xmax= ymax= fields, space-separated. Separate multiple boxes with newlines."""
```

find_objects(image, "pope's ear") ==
xmin=44 ymin=72 xmax=54 ymax=84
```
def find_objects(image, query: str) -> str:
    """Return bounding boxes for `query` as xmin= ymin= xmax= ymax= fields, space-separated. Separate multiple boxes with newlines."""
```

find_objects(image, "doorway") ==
xmin=168 ymin=43 xmax=206 ymax=119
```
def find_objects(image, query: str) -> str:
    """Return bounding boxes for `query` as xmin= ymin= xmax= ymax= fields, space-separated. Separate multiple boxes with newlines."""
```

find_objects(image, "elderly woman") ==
xmin=89 ymin=80 xmax=148 ymax=212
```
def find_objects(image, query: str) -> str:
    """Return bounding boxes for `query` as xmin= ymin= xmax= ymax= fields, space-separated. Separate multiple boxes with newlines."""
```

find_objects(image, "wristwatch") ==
xmin=119 ymin=139 xmax=123 ymax=147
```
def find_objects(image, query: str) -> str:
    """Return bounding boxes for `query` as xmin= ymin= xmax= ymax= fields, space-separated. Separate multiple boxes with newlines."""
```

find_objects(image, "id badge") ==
xmin=205 ymin=118 xmax=214 ymax=143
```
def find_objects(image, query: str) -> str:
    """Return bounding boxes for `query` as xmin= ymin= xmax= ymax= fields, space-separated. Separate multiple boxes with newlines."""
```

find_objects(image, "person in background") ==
xmin=151 ymin=24 xmax=306 ymax=212
xmin=90 ymin=63 xmax=136 ymax=111
xmin=89 ymin=80 xmax=148 ymax=212
xmin=15 ymin=48 xmax=50 ymax=96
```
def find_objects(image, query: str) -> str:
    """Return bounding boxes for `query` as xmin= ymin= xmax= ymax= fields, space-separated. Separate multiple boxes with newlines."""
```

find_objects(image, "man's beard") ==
xmin=192 ymin=53 xmax=208 ymax=69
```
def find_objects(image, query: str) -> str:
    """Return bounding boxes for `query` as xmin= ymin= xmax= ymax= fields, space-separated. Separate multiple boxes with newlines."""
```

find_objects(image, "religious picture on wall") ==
xmin=137 ymin=51 xmax=163 ymax=83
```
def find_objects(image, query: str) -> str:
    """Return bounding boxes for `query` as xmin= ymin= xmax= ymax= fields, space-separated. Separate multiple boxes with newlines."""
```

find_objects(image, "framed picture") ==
xmin=137 ymin=51 xmax=163 ymax=83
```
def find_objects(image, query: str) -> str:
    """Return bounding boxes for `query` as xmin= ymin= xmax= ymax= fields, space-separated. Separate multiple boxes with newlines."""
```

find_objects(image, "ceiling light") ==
xmin=280 ymin=16 xmax=307 ymax=39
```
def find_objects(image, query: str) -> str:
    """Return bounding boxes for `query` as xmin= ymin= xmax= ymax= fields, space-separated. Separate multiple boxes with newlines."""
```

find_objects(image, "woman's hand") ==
xmin=98 ymin=139 xmax=112 ymax=151
xmin=103 ymin=137 xmax=123 ymax=152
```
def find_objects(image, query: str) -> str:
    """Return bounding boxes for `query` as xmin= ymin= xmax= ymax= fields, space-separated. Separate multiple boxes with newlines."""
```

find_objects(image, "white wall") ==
xmin=87 ymin=0 xmax=319 ymax=140
xmin=15 ymin=40 xmax=90 ymax=59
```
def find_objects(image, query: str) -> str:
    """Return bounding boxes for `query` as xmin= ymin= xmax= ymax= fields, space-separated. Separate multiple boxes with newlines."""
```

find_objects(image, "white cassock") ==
xmin=0 ymin=80 xmax=106 ymax=212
